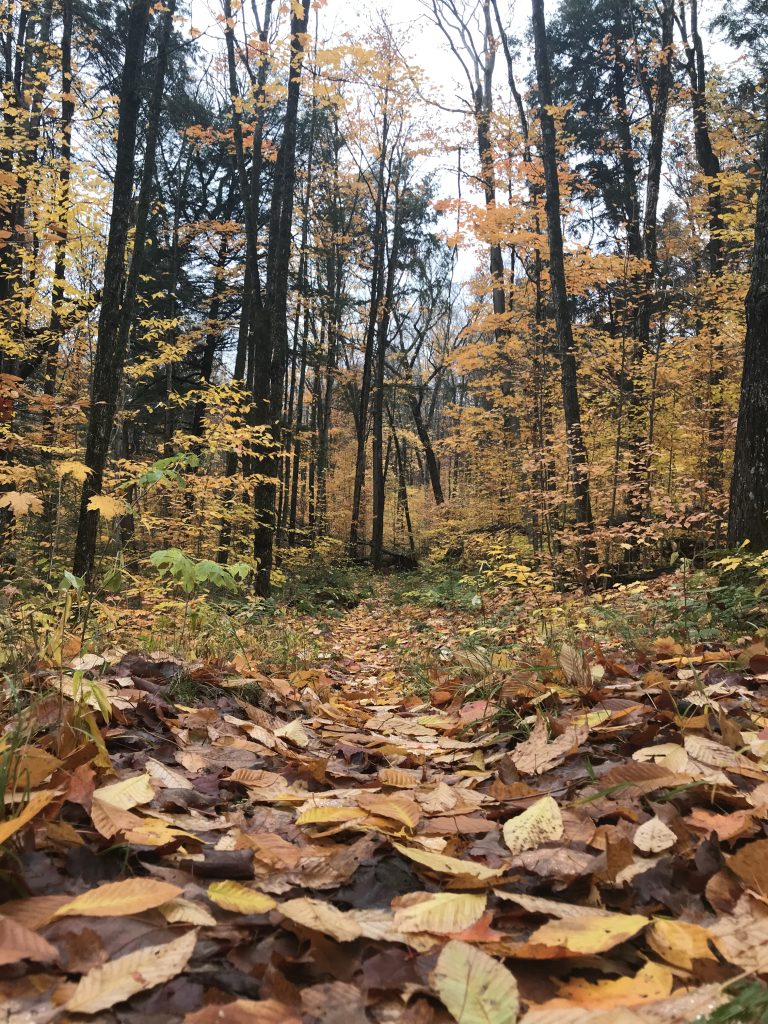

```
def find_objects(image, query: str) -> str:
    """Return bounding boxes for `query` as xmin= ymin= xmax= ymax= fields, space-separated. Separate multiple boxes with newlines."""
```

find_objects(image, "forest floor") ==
xmin=2 ymin=567 xmax=768 ymax=1022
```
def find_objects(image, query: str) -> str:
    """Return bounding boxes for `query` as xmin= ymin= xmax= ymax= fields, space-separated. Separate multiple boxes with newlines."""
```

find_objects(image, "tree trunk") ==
xmin=251 ymin=0 xmax=311 ymax=595
xmin=531 ymin=0 xmax=594 ymax=546
xmin=728 ymin=118 xmax=768 ymax=549
xmin=72 ymin=0 xmax=155 ymax=581
xmin=410 ymin=393 xmax=444 ymax=505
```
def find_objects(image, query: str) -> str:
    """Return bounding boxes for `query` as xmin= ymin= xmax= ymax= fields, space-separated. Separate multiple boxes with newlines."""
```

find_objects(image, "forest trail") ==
xmin=2 ymin=581 xmax=768 ymax=1021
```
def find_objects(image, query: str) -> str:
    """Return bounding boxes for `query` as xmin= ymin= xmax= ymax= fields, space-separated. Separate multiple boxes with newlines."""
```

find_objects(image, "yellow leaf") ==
xmin=207 ymin=881 xmax=277 ymax=915
xmin=87 ymin=494 xmax=127 ymax=519
xmin=503 ymin=796 xmax=563 ymax=856
xmin=279 ymin=897 xmax=362 ymax=941
xmin=159 ymin=898 xmax=217 ymax=927
xmin=557 ymin=962 xmax=673 ymax=1008
xmin=65 ymin=929 xmax=197 ymax=1014
xmin=295 ymin=806 xmax=363 ymax=826
xmin=646 ymin=918 xmax=716 ymax=971
xmin=394 ymin=892 xmax=487 ymax=935
xmin=0 ymin=491 xmax=43 ymax=516
xmin=358 ymin=792 xmax=421 ymax=829
xmin=524 ymin=914 xmax=649 ymax=955
xmin=94 ymin=773 xmax=154 ymax=810
xmin=56 ymin=460 xmax=93 ymax=483
xmin=393 ymin=842 xmax=502 ymax=881
xmin=53 ymin=878 xmax=182 ymax=918
xmin=378 ymin=767 xmax=421 ymax=788
xmin=0 ymin=790 xmax=57 ymax=846
xmin=431 ymin=939 xmax=519 ymax=1024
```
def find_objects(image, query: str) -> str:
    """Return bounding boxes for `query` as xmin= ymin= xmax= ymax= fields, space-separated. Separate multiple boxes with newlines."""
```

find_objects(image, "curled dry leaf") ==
xmin=503 ymin=796 xmax=563 ymax=856
xmin=431 ymin=939 xmax=519 ymax=1024
xmin=392 ymin=841 xmax=503 ymax=881
xmin=510 ymin=719 xmax=589 ymax=776
xmin=646 ymin=918 xmax=717 ymax=971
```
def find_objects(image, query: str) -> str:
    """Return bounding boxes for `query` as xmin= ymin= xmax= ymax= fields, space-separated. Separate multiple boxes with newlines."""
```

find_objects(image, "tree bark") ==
xmin=72 ymin=0 xmax=154 ymax=581
xmin=531 ymin=0 xmax=594 ymax=544
xmin=728 ymin=118 xmax=768 ymax=549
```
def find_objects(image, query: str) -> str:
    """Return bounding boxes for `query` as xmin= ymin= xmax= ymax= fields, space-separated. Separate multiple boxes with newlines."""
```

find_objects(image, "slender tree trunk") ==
xmin=45 ymin=0 xmax=73 ymax=420
xmin=350 ymin=103 xmax=389 ymax=554
xmin=531 ymin=0 xmax=594 ymax=547
xmin=72 ymin=0 xmax=155 ymax=581
xmin=371 ymin=195 xmax=400 ymax=569
xmin=251 ymin=0 xmax=311 ymax=595
xmin=410 ymin=393 xmax=444 ymax=505
xmin=728 ymin=118 xmax=768 ymax=549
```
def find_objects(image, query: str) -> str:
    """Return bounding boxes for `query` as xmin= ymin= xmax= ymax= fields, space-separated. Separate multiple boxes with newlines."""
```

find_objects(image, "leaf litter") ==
xmin=2 ymin=584 xmax=768 ymax=1021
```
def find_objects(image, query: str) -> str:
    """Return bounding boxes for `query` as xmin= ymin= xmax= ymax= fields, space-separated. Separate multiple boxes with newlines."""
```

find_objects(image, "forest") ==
xmin=1 ymin=0 xmax=768 ymax=1020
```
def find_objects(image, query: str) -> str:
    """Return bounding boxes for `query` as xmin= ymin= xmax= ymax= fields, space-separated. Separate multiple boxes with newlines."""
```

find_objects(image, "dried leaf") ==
xmin=392 ymin=842 xmax=503 ymax=881
xmin=207 ymin=881 xmax=277 ymax=915
xmin=279 ymin=897 xmax=362 ymax=941
xmin=520 ymin=913 xmax=649 ymax=955
xmin=646 ymin=918 xmax=717 ymax=970
xmin=54 ymin=878 xmax=183 ymax=918
xmin=510 ymin=720 xmax=588 ymax=776
xmin=0 ymin=916 xmax=58 ymax=966
xmin=633 ymin=817 xmax=677 ymax=854
xmin=185 ymin=1000 xmax=302 ymax=1024
xmin=431 ymin=939 xmax=519 ymax=1024
xmin=0 ymin=790 xmax=56 ymax=846
xmin=503 ymin=796 xmax=563 ymax=855
xmin=65 ymin=929 xmax=197 ymax=1014
xmin=393 ymin=892 xmax=487 ymax=935
xmin=93 ymin=773 xmax=154 ymax=810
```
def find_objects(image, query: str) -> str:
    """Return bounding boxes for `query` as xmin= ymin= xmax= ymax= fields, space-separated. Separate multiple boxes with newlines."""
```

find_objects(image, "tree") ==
xmin=531 ymin=0 xmax=593 ymax=544
xmin=72 ymin=0 xmax=160 ymax=581
xmin=728 ymin=118 xmax=768 ymax=548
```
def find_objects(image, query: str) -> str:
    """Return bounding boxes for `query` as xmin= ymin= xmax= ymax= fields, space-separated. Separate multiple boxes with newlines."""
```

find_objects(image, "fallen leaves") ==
xmin=3 ymin=591 xmax=768 ymax=1022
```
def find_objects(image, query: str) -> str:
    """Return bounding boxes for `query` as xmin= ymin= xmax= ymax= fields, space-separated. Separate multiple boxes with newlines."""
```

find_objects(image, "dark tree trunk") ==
xmin=728 ymin=119 xmax=768 ymax=549
xmin=679 ymin=0 xmax=727 ymax=490
xmin=251 ymin=0 xmax=311 ymax=595
xmin=371 ymin=194 xmax=400 ymax=569
xmin=350 ymin=104 xmax=389 ymax=555
xmin=72 ymin=0 xmax=156 ymax=582
xmin=410 ymin=394 xmax=444 ymax=505
xmin=531 ymin=0 xmax=593 ymax=544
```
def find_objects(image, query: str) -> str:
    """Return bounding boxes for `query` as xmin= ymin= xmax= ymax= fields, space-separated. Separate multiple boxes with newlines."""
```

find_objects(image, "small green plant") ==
xmin=699 ymin=981 xmax=768 ymax=1024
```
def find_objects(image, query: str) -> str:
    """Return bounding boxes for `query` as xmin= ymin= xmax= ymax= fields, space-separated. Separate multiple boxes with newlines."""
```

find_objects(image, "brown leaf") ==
xmin=0 ymin=916 xmax=58 ymax=966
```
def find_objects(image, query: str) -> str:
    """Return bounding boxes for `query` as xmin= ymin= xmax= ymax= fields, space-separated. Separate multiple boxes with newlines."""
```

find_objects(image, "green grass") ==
xmin=700 ymin=983 xmax=768 ymax=1024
